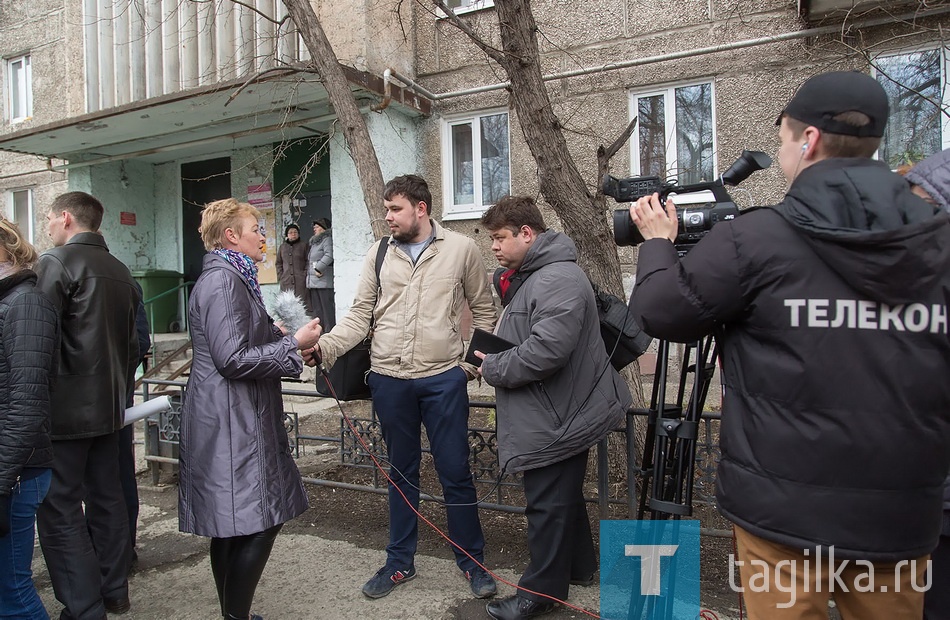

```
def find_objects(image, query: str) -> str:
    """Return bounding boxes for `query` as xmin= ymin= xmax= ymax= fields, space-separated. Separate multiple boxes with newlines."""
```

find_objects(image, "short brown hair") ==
xmin=0 ymin=218 xmax=38 ymax=269
xmin=784 ymin=112 xmax=881 ymax=158
xmin=384 ymin=175 xmax=432 ymax=215
xmin=199 ymin=198 xmax=261 ymax=251
xmin=50 ymin=191 xmax=104 ymax=231
xmin=481 ymin=195 xmax=547 ymax=235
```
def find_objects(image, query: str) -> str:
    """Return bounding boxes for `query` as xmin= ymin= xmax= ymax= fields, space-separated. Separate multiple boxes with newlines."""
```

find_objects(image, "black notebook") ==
xmin=465 ymin=328 xmax=516 ymax=367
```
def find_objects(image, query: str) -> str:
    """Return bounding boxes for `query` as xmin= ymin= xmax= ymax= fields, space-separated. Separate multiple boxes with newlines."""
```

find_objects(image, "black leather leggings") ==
xmin=210 ymin=523 xmax=282 ymax=620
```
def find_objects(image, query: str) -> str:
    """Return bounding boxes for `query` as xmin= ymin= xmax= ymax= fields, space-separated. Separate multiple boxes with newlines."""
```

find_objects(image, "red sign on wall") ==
xmin=120 ymin=212 xmax=136 ymax=225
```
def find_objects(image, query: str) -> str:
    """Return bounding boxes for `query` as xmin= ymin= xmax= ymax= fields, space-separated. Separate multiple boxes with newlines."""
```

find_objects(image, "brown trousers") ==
xmin=733 ymin=526 xmax=929 ymax=619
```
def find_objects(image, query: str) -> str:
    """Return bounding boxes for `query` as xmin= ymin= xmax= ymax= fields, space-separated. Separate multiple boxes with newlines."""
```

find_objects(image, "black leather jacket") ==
xmin=0 ymin=270 xmax=59 ymax=496
xmin=35 ymin=233 xmax=141 ymax=439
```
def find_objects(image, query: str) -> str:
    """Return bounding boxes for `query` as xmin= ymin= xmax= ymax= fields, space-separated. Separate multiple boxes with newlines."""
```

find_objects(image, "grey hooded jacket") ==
xmin=906 ymin=147 xmax=950 ymax=213
xmin=179 ymin=253 xmax=308 ymax=538
xmin=480 ymin=231 xmax=631 ymax=473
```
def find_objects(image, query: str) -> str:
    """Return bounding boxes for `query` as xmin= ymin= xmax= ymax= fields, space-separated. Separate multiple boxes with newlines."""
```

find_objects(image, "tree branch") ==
xmin=193 ymin=0 xmax=290 ymax=27
xmin=224 ymin=64 xmax=318 ymax=107
xmin=429 ymin=0 xmax=507 ymax=65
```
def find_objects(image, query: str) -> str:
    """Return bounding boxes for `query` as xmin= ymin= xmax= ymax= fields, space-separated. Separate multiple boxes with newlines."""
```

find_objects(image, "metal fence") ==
xmin=139 ymin=378 xmax=724 ymax=530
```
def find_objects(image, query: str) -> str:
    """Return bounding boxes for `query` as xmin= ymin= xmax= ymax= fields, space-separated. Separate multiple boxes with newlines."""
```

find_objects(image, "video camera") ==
xmin=604 ymin=150 xmax=773 ymax=249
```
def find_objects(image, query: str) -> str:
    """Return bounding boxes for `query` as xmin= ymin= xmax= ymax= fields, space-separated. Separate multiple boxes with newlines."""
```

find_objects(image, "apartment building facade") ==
xmin=1 ymin=0 xmax=947 ymax=319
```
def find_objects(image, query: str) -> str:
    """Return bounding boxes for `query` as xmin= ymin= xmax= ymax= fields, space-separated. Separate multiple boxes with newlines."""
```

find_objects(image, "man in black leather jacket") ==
xmin=629 ymin=72 xmax=950 ymax=618
xmin=35 ymin=191 xmax=141 ymax=619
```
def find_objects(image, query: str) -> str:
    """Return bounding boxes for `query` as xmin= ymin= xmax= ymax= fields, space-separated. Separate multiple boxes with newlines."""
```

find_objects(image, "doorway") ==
xmin=181 ymin=158 xmax=231 ymax=282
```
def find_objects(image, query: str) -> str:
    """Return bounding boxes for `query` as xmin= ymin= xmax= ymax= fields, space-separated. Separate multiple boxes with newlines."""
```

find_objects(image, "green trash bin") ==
xmin=132 ymin=270 xmax=183 ymax=333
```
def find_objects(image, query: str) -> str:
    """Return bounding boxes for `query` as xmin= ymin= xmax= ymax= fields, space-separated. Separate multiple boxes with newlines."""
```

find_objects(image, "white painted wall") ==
xmin=329 ymin=109 xmax=419 ymax=316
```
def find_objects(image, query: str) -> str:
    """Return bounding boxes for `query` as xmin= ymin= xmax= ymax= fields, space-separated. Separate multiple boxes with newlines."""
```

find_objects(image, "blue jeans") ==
xmin=0 ymin=468 xmax=52 ymax=620
xmin=367 ymin=367 xmax=485 ymax=573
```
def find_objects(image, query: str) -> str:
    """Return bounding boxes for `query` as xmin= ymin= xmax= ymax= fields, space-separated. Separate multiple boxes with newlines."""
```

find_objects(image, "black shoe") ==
xmin=486 ymin=595 xmax=557 ymax=620
xmin=103 ymin=596 xmax=131 ymax=615
xmin=569 ymin=572 xmax=596 ymax=587
xmin=465 ymin=566 xmax=497 ymax=598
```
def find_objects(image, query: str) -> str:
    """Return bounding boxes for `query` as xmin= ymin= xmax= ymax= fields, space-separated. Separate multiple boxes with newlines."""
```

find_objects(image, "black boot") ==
xmin=486 ymin=595 xmax=557 ymax=620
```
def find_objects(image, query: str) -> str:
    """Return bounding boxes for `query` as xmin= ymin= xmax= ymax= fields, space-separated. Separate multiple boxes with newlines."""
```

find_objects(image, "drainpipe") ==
xmin=389 ymin=6 xmax=950 ymax=101
xmin=370 ymin=68 xmax=394 ymax=112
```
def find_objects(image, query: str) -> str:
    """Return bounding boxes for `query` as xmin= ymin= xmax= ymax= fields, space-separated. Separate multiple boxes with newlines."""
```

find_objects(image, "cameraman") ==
xmin=629 ymin=71 xmax=950 ymax=618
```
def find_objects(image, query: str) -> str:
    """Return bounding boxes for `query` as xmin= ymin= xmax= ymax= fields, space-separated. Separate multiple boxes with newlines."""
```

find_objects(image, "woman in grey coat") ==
xmin=179 ymin=198 xmax=322 ymax=620
xmin=306 ymin=218 xmax=335 ymax=331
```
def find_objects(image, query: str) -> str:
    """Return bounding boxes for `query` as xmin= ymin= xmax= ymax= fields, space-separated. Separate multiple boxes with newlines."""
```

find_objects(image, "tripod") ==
xmin=633 ymin=334 xmax=720 ymax=520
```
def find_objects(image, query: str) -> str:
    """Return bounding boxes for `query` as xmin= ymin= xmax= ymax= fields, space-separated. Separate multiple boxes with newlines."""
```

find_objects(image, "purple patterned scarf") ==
xmin=212 ymin=248 xmax=264 ymax=306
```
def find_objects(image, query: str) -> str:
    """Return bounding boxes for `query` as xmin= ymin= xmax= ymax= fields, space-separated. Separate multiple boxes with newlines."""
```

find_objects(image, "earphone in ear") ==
xmin=801 ymin=143 xmax=809 ymax=152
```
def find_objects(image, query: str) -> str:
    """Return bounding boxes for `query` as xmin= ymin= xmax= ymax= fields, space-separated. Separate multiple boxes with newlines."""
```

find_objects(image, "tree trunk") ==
xmin=282 ymin=0 xmax=389 ymax=239
xmin=491 ymin=0 xmax=624 ymax=296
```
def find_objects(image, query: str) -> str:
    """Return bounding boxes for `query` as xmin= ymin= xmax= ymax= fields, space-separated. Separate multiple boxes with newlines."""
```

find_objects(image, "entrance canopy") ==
xmin=0 ymin=65 xmax=430 ymax=166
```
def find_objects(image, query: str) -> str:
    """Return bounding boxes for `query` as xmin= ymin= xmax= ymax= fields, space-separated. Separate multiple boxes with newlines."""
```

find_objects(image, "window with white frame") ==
xmin=442 ymin=0 xmax=494 ymax=14
xmin=6 ymin=54 xmax=32 ymax=123
xmin=9 ymin=189 xmax=34 ymax=243
xmin=441 ymin=110 xmax=510 ymax=219
xmin=874 ymin=48 xmax=949 ymax=169
xmin=629 ymin=82 xmax=716 ymax=186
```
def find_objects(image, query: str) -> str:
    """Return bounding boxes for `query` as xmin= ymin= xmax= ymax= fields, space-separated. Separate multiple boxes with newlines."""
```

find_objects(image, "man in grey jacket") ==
xmin=475 ymin=196 xmax=632 ymax=620
xmin=35 ymin=191 xmax=141 ymax=619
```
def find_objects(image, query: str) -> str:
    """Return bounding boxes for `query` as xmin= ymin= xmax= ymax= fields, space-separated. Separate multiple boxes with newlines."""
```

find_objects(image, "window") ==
xmin=874 ymin=48 xmax=950 ymax=169
xmin=9 ymin=189 xmax=33 ymax=243
xmin=629 ymin=82 xmax=716 ymax=185
xmin=6 ymin=54 xmax=32 ymax=123
xmin=441 ymin=0 xmax=494 ymax=15
xmin=441 ymin=110 xmax=510 ymax=220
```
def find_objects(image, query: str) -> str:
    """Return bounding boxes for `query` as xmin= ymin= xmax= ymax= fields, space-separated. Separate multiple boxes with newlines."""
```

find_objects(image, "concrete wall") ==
xmin=0 ymin=0 xmax=85 ymax=247
xmin=315 ymin=0 xmax=413 ymax=75
xmin=328 ymin=108 xmax=420 ymax=315
xmin=410 ymin=0 xmax=950 ymax=267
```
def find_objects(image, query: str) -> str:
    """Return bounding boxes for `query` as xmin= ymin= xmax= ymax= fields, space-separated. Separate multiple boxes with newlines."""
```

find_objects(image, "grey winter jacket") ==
xmin=306 ymin=231 xmax=333 ymax=289
xmin=179 ymin=253 xmax=308 ymax=538
xmin=480 ymin=231 xmax=631 ymax=473
xmin=906 ymin=147 xmax=950 ymax=213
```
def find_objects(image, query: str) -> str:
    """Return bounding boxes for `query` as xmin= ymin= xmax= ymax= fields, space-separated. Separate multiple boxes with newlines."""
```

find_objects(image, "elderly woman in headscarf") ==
xmin=178 ymin=199 xmax=322 ymax=620
xmin=276 ymin=223 xmax=309 ymax=312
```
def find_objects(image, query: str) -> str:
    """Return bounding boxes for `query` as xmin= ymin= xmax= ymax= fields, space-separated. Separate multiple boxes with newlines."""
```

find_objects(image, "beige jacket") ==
xmin=319 ymin=222 xmax=496 ymax=380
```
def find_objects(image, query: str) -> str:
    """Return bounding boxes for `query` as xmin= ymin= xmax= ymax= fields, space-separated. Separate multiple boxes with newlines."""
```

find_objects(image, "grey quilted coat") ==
xmin=178 ymin=253 xmax=308 ymax=538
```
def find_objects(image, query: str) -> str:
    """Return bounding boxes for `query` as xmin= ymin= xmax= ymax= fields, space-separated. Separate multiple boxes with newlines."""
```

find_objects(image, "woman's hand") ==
xmin=294 ymin=318 xmax=322 ymax=350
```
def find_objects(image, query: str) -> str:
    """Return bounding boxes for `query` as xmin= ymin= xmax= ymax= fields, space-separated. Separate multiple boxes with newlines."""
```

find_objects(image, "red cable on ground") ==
xmin=322 ymin=372 xmax=725 ymax=620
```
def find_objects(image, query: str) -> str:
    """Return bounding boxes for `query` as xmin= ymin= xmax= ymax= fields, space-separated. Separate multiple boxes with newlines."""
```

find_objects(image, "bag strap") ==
xmin=375 ymin=236 xmax=389 ymax=293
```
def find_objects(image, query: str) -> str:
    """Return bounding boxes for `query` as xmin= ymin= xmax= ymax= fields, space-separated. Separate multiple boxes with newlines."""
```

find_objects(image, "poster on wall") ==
xmin=248 ymin=182 xmax=278 ymax=285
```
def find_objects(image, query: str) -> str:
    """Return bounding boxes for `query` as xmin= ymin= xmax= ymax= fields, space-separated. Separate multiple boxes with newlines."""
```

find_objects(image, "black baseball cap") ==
xmin=776 ymin=71 xmax=889 ymax=137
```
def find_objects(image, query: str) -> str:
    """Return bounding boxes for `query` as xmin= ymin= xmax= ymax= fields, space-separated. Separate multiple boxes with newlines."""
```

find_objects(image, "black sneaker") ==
xmin=361 ymin=565 xmax=417 ymax=599
xmin=465 ymin=567 xmax=497 ymax=598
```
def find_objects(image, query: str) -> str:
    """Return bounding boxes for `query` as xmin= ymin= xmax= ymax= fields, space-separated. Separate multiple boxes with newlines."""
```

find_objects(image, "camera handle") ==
xmin=631 ymin=334 xmax=720 ymax=520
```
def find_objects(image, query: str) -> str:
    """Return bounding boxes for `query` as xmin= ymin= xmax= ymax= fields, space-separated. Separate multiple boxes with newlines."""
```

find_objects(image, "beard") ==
xmin=390 ymin=220 xmax=421 ymax=243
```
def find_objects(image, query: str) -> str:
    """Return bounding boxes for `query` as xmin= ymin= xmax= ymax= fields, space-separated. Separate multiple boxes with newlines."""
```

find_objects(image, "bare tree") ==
xmin=433 ymin=0 xmax=626 ymax=296
xmin=281 ymin=0 xmax=389 ymax=239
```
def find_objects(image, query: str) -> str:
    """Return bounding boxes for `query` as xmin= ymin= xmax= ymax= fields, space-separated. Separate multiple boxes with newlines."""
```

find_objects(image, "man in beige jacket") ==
xmin=315 ymin=174 xmax=498 ymax=601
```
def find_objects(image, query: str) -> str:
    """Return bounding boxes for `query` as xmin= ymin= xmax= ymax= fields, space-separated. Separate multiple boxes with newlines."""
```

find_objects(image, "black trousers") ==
xmin=210 ymin=524 xmax=282 ymax=619
xmin=925 ymin=533 xmax=950 ymax=620
xmin=307 ymin=288 xmax=335 ymax=332
xmin=37 ymin=433 xmax=132 ymax=620
xmin=117 ymin=424 xmax=139 ymax=550
xmin=518 ymin=449 xmax=597 ymax=603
